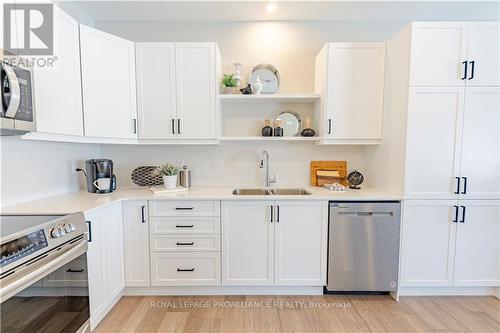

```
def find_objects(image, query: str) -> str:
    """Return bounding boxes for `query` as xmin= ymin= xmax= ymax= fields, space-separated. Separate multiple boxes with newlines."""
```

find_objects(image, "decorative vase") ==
xmin=223 ymin=86 xmax=237 ymax=94
xmin=252 ymin=76 xmax=263 ymax=94
xmin=162 ymin=175 xmax=178 ymax=189
xmin=233 ymin=62 xmax=243 ymax=90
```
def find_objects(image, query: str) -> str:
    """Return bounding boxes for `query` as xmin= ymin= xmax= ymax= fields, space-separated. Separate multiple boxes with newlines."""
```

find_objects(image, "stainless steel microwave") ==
xmin=1 ymin=61 xmax=35 ymax=135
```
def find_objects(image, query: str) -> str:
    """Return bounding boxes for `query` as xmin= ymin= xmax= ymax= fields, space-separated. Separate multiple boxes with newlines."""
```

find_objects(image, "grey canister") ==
xmin=179 ymin=166 xmax=191 ymax=188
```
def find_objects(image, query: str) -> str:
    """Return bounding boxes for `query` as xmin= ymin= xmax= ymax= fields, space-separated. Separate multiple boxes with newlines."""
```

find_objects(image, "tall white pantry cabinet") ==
xmin=388 ymin=22 xmax=500 ymax=289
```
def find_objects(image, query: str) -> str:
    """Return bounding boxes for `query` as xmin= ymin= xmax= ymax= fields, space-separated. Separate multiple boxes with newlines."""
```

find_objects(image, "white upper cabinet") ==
xmin=274 ymin=201 xmax=327 ymax=286
xmin=34 ymin=6 xmax=83 ymax=136
xmin=459 ymin=87 xmax=500 ymax=199
xmin=466 ymin=22 xmax=500 ymax=86
xmin=175 ymin=43 xmax=217 ymax=139
xmin=409 ymin=22 xmax=499 ymax=87
xmin=404 ymin=87 xmax=464 ymax=199
xmin=136 ymin=43 xmax=176 ymax=139
xmin=315 ymin=43 xmax=385 ymax=142
xmin=453 ymin=201 xmax=500 ymax=286
xmin=135 ymin=42 xmax=217 ymax=140
xmin=79 ymin=25 xmax=137 ymax=139
xmin=410 ymin=22 xmax=468 ymax=86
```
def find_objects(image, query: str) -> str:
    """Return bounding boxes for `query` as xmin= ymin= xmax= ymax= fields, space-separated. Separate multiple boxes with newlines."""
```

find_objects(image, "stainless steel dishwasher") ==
xmin=326 ymin=201 xmax=401 ymax=293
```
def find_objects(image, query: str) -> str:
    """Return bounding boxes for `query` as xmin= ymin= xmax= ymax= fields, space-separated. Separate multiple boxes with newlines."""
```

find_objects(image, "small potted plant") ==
xmin=154 ymin=163 xmax=180 ymax=189
xmin=222 ymin=74 xmax=237 ymax=94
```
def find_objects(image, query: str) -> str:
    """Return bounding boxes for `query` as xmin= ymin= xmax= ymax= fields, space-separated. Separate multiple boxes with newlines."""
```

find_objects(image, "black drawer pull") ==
xmin=175 ymin=207 xmax=194 ymax=210
xmin=67 ymin=269 xmax=84 ymax=273
xmin=176 ymin=242 xmax=194 ymax=246
xmin=177 ymin=268 xmax=195 ymax=272
xmin=86 ymin=221 xmax=92 ymax=242
xmin=176 ymin=224 xmax=194 ymax=228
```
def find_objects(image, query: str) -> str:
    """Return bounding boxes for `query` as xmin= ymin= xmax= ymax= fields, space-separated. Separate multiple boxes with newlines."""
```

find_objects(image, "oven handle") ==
xmin=0 ymin=240 xmax=87 ymax=303
xmin=2 ymin=63 xmax=21 ymax=118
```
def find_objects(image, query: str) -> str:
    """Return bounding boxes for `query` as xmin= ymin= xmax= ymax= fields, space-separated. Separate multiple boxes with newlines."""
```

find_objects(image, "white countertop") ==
xmin=0 ymin=186 xmax=401 ymax=215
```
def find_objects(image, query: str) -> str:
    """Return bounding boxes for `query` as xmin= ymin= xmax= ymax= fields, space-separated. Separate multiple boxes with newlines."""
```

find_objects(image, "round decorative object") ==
xmin=249 ymin=63 xmax=280 ymax=94
xmin=347 ymin=170 xmax=364 ymax=189
xmin=276 ymin=111 xmax=301 ymax=136
xmin=131 ymin=166 xmax=163 ymax=186
xmin=300 ymin=128 xmax=316 ymax=137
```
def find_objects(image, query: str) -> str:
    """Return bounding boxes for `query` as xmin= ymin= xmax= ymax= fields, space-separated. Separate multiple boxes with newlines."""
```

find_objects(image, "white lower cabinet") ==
xmin=123 ymin=200 xmax=150 ymax=287
xmin=400 ymin=200 xmax=500 ymax=288
xmin=85 ymin=202 xmax=125 ymax=330
xmin=221 ymin=200 xmax=328 ymax=286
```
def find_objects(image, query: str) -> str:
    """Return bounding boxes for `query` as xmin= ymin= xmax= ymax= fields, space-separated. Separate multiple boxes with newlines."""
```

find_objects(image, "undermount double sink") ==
xmin=232 ymin=188 xmax=312 ymax=196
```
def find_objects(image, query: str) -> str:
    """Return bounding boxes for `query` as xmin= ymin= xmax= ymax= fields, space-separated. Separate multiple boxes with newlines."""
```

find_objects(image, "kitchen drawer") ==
xmin=150 ymin=200 xmax=220 ymax=217
xmin=150 ymin=217 xmax=220 ymax=234
xmin=151 ymin=252 xmax=221 ymax=286
xmin=151 ymin=235 xmax=220 ymax=252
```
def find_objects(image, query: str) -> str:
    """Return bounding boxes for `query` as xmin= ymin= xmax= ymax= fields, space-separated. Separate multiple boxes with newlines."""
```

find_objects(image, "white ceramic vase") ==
xmin=162 ymin=175 xmax=178 ymax=189
xmin=252 ymin=75 xmax=263 ymax=94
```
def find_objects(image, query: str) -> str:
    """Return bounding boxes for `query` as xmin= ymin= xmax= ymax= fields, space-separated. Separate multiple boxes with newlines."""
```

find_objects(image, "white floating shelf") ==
xmin=218 ymin=94 xmax=320 ymax=103
xmin=219 ymin=136 xmax=319 ymax=142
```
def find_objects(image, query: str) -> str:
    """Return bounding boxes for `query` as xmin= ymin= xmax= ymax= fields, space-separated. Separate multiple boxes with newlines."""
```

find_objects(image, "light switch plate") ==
xmin=213 ymin=160 xmax=224 ymax=171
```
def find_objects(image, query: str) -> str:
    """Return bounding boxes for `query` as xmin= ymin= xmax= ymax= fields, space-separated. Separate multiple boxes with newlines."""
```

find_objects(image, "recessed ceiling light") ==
xmin=266 ymin=3 xmax=277 ymax=12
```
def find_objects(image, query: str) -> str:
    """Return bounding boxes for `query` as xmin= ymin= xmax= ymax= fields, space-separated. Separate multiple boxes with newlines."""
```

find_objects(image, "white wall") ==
xmin=0 ymin=137 xmax=99 ymax=207
xmin=100 ymin=142 xmax=369 ymax=188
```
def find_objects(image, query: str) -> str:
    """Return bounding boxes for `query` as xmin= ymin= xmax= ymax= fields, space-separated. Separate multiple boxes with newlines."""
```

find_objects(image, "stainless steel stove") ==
xmin=0 ymin=213 xmax=90 ymax=333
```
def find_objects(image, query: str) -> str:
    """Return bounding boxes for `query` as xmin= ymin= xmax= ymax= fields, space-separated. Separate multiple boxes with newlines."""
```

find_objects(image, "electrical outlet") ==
xmin=213 ymin=160 xmax=224 ymax=171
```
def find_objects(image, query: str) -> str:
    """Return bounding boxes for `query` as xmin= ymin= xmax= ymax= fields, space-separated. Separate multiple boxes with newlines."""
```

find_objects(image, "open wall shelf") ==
xmin=218 ymin=94 xmax=320 ymax=103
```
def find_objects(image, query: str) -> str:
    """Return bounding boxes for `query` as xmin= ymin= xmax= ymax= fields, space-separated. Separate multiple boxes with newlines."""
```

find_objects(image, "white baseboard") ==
xmin=398 ymin=286 xmax=496 ymax=296
xmin=124 ymin=286 xmax=324 ymax=296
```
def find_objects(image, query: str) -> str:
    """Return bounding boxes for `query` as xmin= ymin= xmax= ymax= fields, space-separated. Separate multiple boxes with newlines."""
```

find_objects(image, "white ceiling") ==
xmin=59 ymin=1 xmax=500 ymax=22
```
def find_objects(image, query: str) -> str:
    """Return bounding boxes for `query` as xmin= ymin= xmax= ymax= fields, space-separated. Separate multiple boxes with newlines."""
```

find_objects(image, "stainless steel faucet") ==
xmin=259 ymin=150 xmax=276 ymax=188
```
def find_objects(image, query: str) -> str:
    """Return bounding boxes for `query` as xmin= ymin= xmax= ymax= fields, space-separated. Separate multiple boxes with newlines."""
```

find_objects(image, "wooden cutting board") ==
xmin=310 ymin=161 xmax=347 ymax=186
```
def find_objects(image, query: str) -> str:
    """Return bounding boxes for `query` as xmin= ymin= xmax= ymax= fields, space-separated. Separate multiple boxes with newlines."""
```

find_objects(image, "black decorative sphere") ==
xmin=300 ymin=128 xmax=316 ymax=137
xmin=347 ymin=170 xmax=364 ymax=189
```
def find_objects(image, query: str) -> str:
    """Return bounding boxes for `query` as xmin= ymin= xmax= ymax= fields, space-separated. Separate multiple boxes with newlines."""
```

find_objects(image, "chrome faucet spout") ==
xmin=259 ymin=150 xmax=276 ymax=188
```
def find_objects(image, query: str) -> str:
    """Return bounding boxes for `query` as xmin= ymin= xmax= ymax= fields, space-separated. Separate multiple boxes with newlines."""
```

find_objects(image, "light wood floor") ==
xmin=95 ymin=295 xmax=500 ymax=333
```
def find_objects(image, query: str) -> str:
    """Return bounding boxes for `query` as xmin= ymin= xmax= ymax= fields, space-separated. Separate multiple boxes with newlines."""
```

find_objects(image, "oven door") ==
xmin=0 ymin=241 xmax=90 ymax=333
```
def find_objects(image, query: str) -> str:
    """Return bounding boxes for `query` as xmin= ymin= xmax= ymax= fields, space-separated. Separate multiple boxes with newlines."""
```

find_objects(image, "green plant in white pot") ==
xmin=154 ymin=164 xmax=180 ymax=189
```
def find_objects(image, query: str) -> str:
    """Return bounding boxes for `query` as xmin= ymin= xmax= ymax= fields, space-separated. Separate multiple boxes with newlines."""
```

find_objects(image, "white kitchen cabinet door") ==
xmin=34 ymin=6 xmax=83 ymax=136
xmin=404 ymin=87 xmax=465 ymax=199
xmin=102 ymin=203 xmax=125 ymax=301
xmin=79 ymin=25 xmax=137 ymax=139
xmin=123 ymin=200 xmax=150 ymax=287
xmin=325 ymin=43 xmax=385 ymax=140
xmin=453 ymin=201 xmax=500 ymax=286
xmin=409 ymin=22 xmax=468 ymax=86
xmin=85 ymin=212 xmax=107 ymax=330
xmin=136 ymin=43 xmax=177 ymax=139
xmin=274 ymin=201 xmax=328 ymax=286
xmin=466 ymin=22 xmax=500 ymax=87
xmin=222 ymin=201 xmax=274 ymax=286
xmin=175 ymin=43 xmax=216 ymax=139
xmin=459 ymin=87 xmax=500 ymax=199
xmin=400 ymin=200 xmax=458 ymax=287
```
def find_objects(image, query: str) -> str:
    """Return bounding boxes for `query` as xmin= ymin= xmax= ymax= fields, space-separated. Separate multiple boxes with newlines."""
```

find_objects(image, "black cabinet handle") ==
xmin=276 ymin=205 xmax=280 ymax=223
xmin=67 ymin=269 xmax=84 ymax=273
xmin=86 ymin=221 xmax=92 ymax=242
xmin=328 ymin=119 xmax=332 ymax=134
xmin=176 ymin=242 xmax=194 ymax=246
xmin=132 ymin=118 xmax=137 ymax=134
xmin=454 ymin=177 xmax=461 ymax=194
xmin=461 ymin=177 xmax=467 ymax=195
xmin=270 ymin=206 xmax=273 ymax=223
xmin=468 ymin=61 xmax=475 ymax=80
xmin=460 ymin=206 xmax=466 ymax=223
xmin=141 ymin=205 xmax=146 ymax=223
xmin=452 ymin=205 xmax=459 ymax=223
xmin=175 ymin=207 xmax=193 ymax=210
xmin=176 ymin=224 xmax=194 ymax=228
xmin=177 ymin=268 xmax=195 ymax=272
xmin=461 ymin=61 xmax=468 ymax=80
xmin=178 ymin=119 xmax=182 ymax=134
xmin=172 ymin=118 xmax=176 ymax=134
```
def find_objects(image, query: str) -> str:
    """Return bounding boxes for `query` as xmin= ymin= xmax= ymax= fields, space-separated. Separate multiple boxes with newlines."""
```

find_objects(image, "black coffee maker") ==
xmin=78 ymin=159 xmax=117 ymax=194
